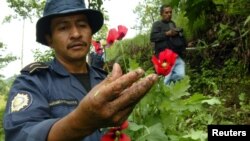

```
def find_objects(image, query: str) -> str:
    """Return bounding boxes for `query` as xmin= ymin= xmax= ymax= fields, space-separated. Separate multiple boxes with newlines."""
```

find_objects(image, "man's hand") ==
xmin=76 ymin=63 xmax=158 ymax=128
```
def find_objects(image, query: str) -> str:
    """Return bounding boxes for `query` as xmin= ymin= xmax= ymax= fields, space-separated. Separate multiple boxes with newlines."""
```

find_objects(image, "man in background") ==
xmin=150 ymin=4 xmax=186 ymax=85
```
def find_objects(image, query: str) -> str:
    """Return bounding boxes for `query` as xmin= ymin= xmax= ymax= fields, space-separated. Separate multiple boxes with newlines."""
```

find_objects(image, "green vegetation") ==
xmin=0 ymin=42 xmax=16 ymax=141
xmin=0 ymin=95 xmax=6 ymax=141
xmin=103 ymin=0 xmax=250 ymax=140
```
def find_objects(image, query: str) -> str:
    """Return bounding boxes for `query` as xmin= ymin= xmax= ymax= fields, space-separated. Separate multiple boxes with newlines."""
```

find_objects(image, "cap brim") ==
xmin=36 ymin=9 xmax=103 ymax=46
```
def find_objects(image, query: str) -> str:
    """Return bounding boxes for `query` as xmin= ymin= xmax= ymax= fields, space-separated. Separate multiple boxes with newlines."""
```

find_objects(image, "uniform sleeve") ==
xmin=3 ymin=74 xmax=59 ymax=141
xmin=150 ymin=21 xmax=167 ymax=42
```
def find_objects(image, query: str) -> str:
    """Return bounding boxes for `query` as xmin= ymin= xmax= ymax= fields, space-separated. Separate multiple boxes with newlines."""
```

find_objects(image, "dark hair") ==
xmin=160 ymin=4 xmax=172 ymax=15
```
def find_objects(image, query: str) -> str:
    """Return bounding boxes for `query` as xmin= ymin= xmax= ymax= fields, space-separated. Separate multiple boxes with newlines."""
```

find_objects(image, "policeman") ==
xmin=3 ymin=0 xmax=158 ymax=141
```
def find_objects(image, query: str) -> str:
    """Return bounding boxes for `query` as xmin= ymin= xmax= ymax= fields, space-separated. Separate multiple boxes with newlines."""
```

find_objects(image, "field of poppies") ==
xmin=99 ymin=27 xmax=249 ymax=140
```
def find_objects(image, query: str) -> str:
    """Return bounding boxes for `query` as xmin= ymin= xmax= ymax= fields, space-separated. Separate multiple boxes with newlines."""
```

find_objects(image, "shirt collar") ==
xmin=49 ymin=58 xmax=105 ymax=79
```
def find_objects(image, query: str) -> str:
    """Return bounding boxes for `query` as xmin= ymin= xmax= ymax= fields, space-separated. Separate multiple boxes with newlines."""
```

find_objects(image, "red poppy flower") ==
xmin=101 ymin=120 xmax=131 ymax=141
xmin=106 ymin=28 xmax=119 ymax=45
xmin=151 ymin=49 xmax=178 ymax=76
xmin=92 ymin=40 xmax=100 ymax=51
xmin=117 ymin=25 xmax=128 ymax=40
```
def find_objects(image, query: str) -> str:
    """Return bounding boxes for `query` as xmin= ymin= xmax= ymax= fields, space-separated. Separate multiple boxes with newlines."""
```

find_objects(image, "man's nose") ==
xmin=70 ymin=26 xmax=81 ymax=39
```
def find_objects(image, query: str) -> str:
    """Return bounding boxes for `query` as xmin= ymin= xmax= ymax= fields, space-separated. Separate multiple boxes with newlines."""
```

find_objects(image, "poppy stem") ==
xmin=114 ymin=137 xmax=119 ymax=141
xmin=103 ymin=45 xmax=110 ymax=73
xmin=120 ymin=43 xmax=127 ymax=72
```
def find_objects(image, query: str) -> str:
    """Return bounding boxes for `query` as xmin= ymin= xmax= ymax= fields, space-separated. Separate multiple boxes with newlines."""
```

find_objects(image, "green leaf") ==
xmin=239 ymin=93 xmax=246 ymax=101
xmin=182 ymin=130 xmax=207 ymax=141
xmin=137 ymin=123 xmax=169 ymax=141
xmin=168 ymin=76 xmax=191 ymax=100
xmin=201 ymin=97 xmax=221 ymax=105
xmin=128 ymin=122 xmax=146 ymax=132
xmin=128 ymin=58 xmax=139 ymax=71
xmin=244 ymin=15 xmax=250 ymax=26
xmin=183 ymin=93 xmax=208 ymax=105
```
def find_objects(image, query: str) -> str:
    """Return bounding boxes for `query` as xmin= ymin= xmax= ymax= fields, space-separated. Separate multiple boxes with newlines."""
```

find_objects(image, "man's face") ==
xmin=47 ymin=14 xmax=92 ymax=63
xmin=161 ymin=7 xmax=172 ymax=22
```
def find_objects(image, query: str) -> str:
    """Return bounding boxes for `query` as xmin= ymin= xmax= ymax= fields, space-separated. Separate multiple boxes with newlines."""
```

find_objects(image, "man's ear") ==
xmin=45 ymin=35 xmax=52 ymax=47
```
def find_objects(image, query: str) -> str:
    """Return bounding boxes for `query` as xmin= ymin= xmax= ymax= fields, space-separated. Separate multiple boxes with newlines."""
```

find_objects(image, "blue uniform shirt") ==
xmin=3 ymin=59 xmax=108 ymax=141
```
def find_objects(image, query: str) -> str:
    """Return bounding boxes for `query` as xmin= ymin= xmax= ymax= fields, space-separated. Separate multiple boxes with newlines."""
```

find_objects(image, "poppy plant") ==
xmin=106 ymin=28 xmax=119 ymax=46
xmin=117 ymin=25 xmax=128 ymax=40
xmin=101 ymin=120 xmax=131 ymax=141
xmin=92 ymin=40 xmax=103 ymax=55
xmin=106 ymin=25 xmax=128 ymax=46
xmin=105 ymin=25 xmax=128 ymax=71
xmin=151 ymin=49 xmax=178 ymax=76
xmin=100 ymin=39 xmax=107 ymax=47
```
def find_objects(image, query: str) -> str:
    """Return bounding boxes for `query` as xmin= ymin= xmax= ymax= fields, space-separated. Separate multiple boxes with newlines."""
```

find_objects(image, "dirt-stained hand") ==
xmin=74 ymin=63 xmax=158 ymax=130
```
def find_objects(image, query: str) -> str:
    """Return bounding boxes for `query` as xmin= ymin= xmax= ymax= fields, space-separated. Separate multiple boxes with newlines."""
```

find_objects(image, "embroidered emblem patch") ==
xmin=11 ymin=92 xmax=32 ymax=113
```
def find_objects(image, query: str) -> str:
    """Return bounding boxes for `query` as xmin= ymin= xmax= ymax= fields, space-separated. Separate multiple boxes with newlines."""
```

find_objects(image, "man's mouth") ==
xmin=68 ymin=42 xmax=88 ymax=49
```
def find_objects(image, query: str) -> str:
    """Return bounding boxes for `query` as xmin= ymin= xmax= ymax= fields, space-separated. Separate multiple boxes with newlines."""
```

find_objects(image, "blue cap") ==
xmin=36 ymin=0 xmax=104 ymax=46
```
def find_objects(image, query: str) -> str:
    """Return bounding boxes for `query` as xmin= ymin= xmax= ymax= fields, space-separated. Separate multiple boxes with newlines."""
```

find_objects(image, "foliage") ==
xmin=186 ymin=3 xmax=250 ymax=99
xmin=126 ymin=74 xmax=221 ymax=141
xmin=5 ymin=0 xmax=45 ymax=22
xmin=33 ymin=48 xmax=54 ymax=62
xmin=93 ymin=24 xmax=109 ymax=41
xmin=104 ymin=1 xmax=249 ymax=140
xmin=87 ymin=0 xmax=107 ymax=11
xmin=0 ymin=42 xmax=16 ymax=141
xmin=0 ymin=95 xmax=6 ymax=141
xmin=0 ymin=42 xmax=16 ymax=94
xmin=104 ymin=34 xmax=153 ymax=72
xmin=88 ymin=0 xmax=109 ymax=41
xmin=214 ymin=0 xmax=250 ymax=16
xmin=4 ymin=0 xmax=108 ymax=22
xmin=134 ymin=0 xmax=161 ymax=34
xmin=0 ymin=43 xmax=16 ymax=72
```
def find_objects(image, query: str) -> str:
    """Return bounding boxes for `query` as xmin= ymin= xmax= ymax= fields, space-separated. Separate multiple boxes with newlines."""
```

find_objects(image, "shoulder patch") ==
xmin=10 ymin=92 xmax=32 ymax=113
xmin=21 ymin=62 xmax=49 ymax=74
